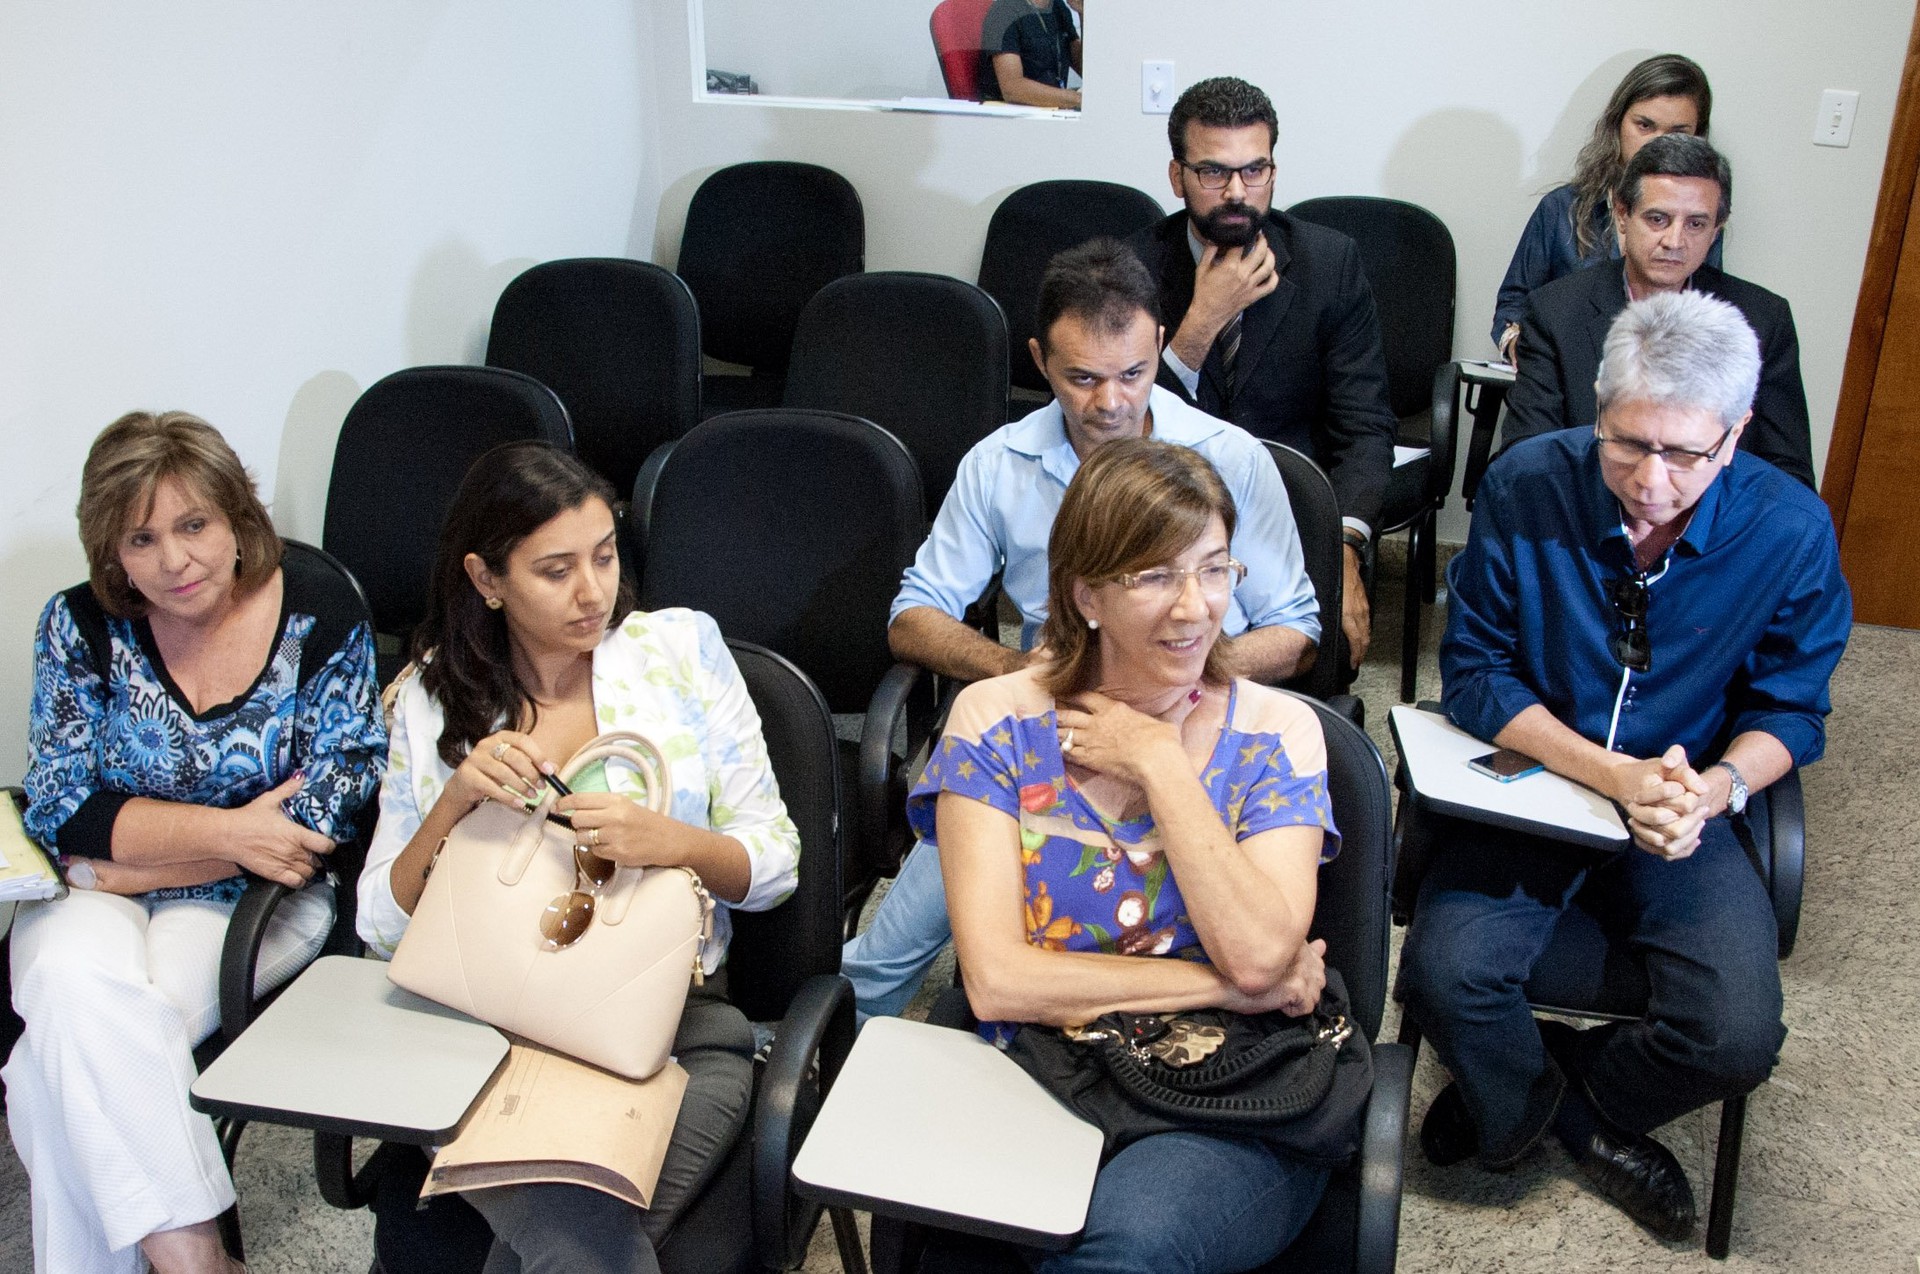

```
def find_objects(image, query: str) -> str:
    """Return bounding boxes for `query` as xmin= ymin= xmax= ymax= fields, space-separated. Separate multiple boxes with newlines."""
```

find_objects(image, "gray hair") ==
xmin=1595 ymin=291 xmax=1760 ymax=429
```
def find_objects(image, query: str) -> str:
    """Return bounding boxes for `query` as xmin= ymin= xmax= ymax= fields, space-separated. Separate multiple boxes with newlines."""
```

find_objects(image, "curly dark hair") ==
xmin=1167 ymin=76 xmax=1277 ymax=163
xmin=413 ymin=441 xmax=635 ymax=767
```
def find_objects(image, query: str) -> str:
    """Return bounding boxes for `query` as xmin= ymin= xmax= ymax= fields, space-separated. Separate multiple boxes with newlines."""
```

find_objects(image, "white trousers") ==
xmin=4 ymin=884 xmax=333 ymax=1274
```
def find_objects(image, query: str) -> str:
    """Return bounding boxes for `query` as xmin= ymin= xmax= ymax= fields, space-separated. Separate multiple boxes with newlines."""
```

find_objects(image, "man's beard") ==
xmin=1192 ymin=201 xmax=1263 ymax=248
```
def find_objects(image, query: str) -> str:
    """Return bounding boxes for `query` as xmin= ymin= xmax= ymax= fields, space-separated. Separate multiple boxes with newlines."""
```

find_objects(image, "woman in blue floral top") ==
xmin=931 ymin=438 xmax=1340 ymax=1273
xmin=5 ymin=412 xmax=385 ymax=1274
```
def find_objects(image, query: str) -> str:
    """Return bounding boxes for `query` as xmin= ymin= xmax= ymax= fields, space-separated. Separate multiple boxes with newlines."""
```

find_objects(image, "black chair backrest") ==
xmin=1288 ymin=196 xmax=1456 ymax=421
xmin=783 ymin=271 xmax=1008 ymax=515
xmin=637 ymin=410 xmax=924 ymax=715
xmin=1288 ymin=691 xmax=1394 ymax=1044
xmin=322 ymin=366 xmax=573 ymax=645
xmin=677 ymin=161 xmax=865 ymax=374
xmin=720 ymin=640 xmax=843 ymax=1024
xmin=978 ymin=180 xmax=1168 ymax=396
xmin=1264 ymin=442 xmax=1346 ymax=702
xmin=485 ymin=258 xmax=701 ymax=496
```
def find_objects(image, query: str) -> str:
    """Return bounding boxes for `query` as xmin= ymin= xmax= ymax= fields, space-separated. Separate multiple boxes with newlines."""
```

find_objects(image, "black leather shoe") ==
xmin=1569 ymin=1124 xmax=1698 ymax=1241
xmin=1419 ymin=1081 xmax=1478 ymax=1166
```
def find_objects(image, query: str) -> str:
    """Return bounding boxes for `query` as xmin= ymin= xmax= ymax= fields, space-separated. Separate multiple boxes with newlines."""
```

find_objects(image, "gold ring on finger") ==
xmin=587 ymin=827 xmax=601 ymax=848
xmin=491 ymin=741 xmax=511 ymax=761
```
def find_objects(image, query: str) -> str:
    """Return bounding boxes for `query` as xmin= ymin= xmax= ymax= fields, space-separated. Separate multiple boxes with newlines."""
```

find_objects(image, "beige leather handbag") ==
xmin=388 ymin=730 xmax=714 ymax=1080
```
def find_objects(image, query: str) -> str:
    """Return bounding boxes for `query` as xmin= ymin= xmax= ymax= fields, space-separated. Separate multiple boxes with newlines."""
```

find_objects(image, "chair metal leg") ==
xmin=216 ymin=1202 xmax=244 ymax=1263
xmin=1705 ymin=1093 xmax=1746 ymax=1258
xmin=1399 ymin=521 xmax=1424 ymax=703
xmin=830 ymin=1204 xmax=870 ymax=1274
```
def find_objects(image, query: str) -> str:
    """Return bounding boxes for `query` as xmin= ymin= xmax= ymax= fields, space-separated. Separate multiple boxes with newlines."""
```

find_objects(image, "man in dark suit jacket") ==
xmin=1506 ymin=133 xmax=1816 ymax=489
xmin=1128 ymin=76 xmax=1396 ymax=670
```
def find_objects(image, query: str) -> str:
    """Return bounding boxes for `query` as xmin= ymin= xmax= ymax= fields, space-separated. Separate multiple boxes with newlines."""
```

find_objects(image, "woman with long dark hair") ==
xmin=359 ymin=441 xmax=798 ymax=1272
xmin=1491 ymin=55 xmax=1716 ymax=359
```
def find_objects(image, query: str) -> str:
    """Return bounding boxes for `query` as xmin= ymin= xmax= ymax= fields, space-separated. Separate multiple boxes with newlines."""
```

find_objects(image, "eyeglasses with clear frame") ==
xmin=1113 ymin=558 xmax=1246 ymax=604
xmin=1593 ymin=423 xmax=1734 ymax=473
xmin=1177 ymin=159 xmax=1276 ymax=190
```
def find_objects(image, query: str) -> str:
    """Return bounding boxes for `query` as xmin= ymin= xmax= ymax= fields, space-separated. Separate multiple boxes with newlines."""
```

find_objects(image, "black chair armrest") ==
xmin=1354 ymin=1041 xmax=1413 ymax=1274
xmin=1456 ymin=364 xmax=1512 ymax=510
xmin=626 ymin=438 xmax=678 ymax=561
xmin=1328 ymin=694 xmax=1365 ymax=730
xmin=859 ymin=660 xmax=933 ymax=879
xmin=754 ymin=972 xmax=856 ymax=1270
xmin=313 ymin=1130 xmax=383 ymax=1210
xmin=218 ymin=876 xmax=292 ymax=1048
xmin=1760 ymin=769 xmax=1805 ymax=959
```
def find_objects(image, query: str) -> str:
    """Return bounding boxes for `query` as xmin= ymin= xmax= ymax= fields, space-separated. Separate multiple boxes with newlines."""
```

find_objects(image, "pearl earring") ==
xmin=485 ymin=596 xmax=504 ymax=610
xmin=1086 ymin=618 xmax=1099 ymax=630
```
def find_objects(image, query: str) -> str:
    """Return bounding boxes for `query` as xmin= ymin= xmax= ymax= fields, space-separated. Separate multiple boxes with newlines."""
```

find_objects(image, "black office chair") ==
xmin=633 ymin=410 xmax=935 ymax=921
xmin=0 ymin=540 xmax=379 ymax=1263
xmin=1390 ymin=710 xmax=1807 ymax=1260
xmin=1288 ymin=197 xmax=1458 ymax=702
xmin=325 ymin=640 xmax=859 ymax=1274
xmin=1264 ymin=441 xmax=1348 ymax=708
xmin=485 ymin=258 xmax=702 ymax=498
xmin=976 ymin=180 xmax=1167 ymax=416
xmin=867 ymin=692 xmax=1412 ymax=1274
xmin=783 ymin=272 xmax=1008 ymax=518
xmin=322 ymin=366 xmax=573 ymax=686
xmin=678 ymin=162 xmax=865 ymax=417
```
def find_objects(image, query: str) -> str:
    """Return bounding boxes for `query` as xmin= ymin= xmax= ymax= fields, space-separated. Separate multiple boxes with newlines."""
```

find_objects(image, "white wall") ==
xmin=0 ymin=2 xmax=661 ymax=780
xmin=701 ymin=0 xmax=945 ymax=100
xmin=653 ymin=0 xmax=1911 ymax=535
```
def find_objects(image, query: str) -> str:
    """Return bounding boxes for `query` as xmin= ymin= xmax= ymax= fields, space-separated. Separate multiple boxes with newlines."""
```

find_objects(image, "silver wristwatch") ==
xmin=1713 ymin=761 xmax=1748 ymax=816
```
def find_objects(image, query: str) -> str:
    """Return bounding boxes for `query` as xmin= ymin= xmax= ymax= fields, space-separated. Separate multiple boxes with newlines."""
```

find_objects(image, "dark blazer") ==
xmin=1128 ymin=210 xmax=1397 ymax=529
xmin=1506 ymin=260 xmax=1816 ymax=489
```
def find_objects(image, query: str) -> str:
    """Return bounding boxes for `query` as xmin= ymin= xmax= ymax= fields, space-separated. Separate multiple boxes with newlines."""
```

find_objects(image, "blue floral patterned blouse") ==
xmin=909 ymin=668 xmax=1339 ymax=1041
xmin=24 ymin=549 xmax=387 ymax=903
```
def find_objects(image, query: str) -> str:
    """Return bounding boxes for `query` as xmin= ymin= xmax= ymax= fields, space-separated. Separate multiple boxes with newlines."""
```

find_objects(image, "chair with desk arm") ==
xmin=862 ymin=691 xmax=1412 ymax=1274
xmin=929 ymin=0 xmax=994 ymax=100
xmin=1390 ymin=700 xmax=1806 ymax=1259
xmin=319 ymin=640 xmax=862 ymax=1274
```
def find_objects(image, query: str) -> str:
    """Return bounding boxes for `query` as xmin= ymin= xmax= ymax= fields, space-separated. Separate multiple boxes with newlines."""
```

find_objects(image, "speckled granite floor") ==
xmin=4 ymin=547 xmax=1916 ymax=1273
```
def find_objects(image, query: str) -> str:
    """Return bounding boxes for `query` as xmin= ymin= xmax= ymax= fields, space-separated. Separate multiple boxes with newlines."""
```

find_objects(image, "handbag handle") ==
xmin=495 ymin=730 xmax=674 ymax=929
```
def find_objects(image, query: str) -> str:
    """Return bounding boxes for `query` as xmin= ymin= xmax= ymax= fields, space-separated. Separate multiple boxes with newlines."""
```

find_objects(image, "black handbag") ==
xmin=1003 ymin=967 xmax=1373 ymax=1165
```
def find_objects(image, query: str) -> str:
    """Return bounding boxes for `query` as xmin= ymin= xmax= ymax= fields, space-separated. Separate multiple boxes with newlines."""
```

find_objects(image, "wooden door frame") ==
xmin=1824 ymin=3 xmax=1920 ymax=536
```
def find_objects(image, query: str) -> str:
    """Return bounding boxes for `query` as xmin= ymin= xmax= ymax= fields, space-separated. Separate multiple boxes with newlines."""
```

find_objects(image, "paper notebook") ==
xmin=0 ymin=801 xmax=65 ymax=903
xmin=1388 ymin=706 xmax=1629 ymax=850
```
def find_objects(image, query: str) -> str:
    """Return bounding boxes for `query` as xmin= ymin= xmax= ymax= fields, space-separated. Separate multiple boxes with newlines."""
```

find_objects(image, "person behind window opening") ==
xmin=928 ymin=437 xmax=1342 ymax=1271
xmin=6 ymin=410 xmax=385 ymax=1274
xmin=979 ymin=0 xmax=1082 ymax=108
xmin=1491 ymin=53 xmax=1719 ymax=361
xmin=358 ymin=441 xmax=799 ymax=1274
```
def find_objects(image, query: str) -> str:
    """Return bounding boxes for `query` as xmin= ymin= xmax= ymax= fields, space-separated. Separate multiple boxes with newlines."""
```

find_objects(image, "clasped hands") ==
xmin=452 ymin=731 xmax=680 ymax=870
xmin=1609 ymin=744 xmax=1715 ymax=861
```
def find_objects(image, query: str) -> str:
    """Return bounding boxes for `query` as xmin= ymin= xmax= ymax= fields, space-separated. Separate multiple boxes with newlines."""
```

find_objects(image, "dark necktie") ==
xmin=1218 ymin=311 xmax=1244 ymax=409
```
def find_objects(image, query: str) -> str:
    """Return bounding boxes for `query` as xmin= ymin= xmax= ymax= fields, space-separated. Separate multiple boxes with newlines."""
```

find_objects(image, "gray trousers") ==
xmin=467 ymin=980 xmax=755 ymax=1274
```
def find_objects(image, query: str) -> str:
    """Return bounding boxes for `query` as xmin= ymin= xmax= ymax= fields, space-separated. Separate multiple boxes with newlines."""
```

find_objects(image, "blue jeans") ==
xmin=842 ymin=841 xmax=952 ymax=1021
xmin=1397 ymin=815 xmax=1784 ymax=1165
xmin=1027 ymin=1132 xmax=1328 ymax=1274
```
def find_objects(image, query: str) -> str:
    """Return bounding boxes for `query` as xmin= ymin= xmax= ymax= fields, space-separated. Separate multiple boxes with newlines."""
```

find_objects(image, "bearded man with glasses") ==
xmin=1129 ymin=75 xmax=1396 ymax=676
xmin=1397 ymin=290 xmax=1850 ymax=1241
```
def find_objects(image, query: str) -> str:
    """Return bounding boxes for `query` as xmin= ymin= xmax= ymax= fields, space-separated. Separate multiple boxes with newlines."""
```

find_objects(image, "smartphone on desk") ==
xmin=1467 ymin=749 xmax=1545 ymax=782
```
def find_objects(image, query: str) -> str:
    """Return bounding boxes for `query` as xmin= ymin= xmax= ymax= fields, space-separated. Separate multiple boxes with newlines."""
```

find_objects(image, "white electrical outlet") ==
xmin=1142 ymin=60 xmax=1174 ymax=115
xmin=1814 ymin=90 xmax=1859 ymax=148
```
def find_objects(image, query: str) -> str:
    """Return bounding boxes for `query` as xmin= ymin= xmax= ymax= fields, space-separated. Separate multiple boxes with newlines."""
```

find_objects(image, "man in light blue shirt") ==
xmin=853 ymin=239 xmax=1321 ymax=1017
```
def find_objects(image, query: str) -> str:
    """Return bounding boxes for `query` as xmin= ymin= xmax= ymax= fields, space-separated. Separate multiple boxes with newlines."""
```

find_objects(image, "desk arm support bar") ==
xmin=218 ymin=878 xmax=292 ymax=1049
xmin=1355 ymin=1040 xmax=1413 ymax=1274
xmin=754 ymin=972 xmax=857 ymax=1270
xmin=313 ymin=1131 xmax=382 ymax=1211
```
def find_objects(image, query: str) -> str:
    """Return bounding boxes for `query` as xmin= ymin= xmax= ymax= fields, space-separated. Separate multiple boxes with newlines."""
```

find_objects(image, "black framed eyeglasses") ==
xmin=1593 ymin=424 xmax=1735 ymax=473
xmin=1178 ymin=159 xmax=1276 ymax=190
xmin=1609 ymin=575 xmax=1653 ymax=673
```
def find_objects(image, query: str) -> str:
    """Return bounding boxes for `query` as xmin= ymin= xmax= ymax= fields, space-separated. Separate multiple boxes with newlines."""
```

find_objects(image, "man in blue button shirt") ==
xmin=1398 ymin=291 xmax=1850 ymax=1241
xmin=852 ymin=238 xmax=1321 ymax=1017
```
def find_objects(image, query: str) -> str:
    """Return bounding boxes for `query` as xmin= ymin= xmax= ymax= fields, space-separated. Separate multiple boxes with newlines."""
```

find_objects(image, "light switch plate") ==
xmin=1815 ymin=90 xmax=1859 ymax=148
xmin=1142 ymin=60 xmax=1174 ymax=114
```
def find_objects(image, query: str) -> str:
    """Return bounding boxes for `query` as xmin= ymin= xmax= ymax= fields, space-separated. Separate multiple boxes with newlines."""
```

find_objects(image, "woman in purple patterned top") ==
xmin=923 ymin=437 xmax=1340 ymax=1272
